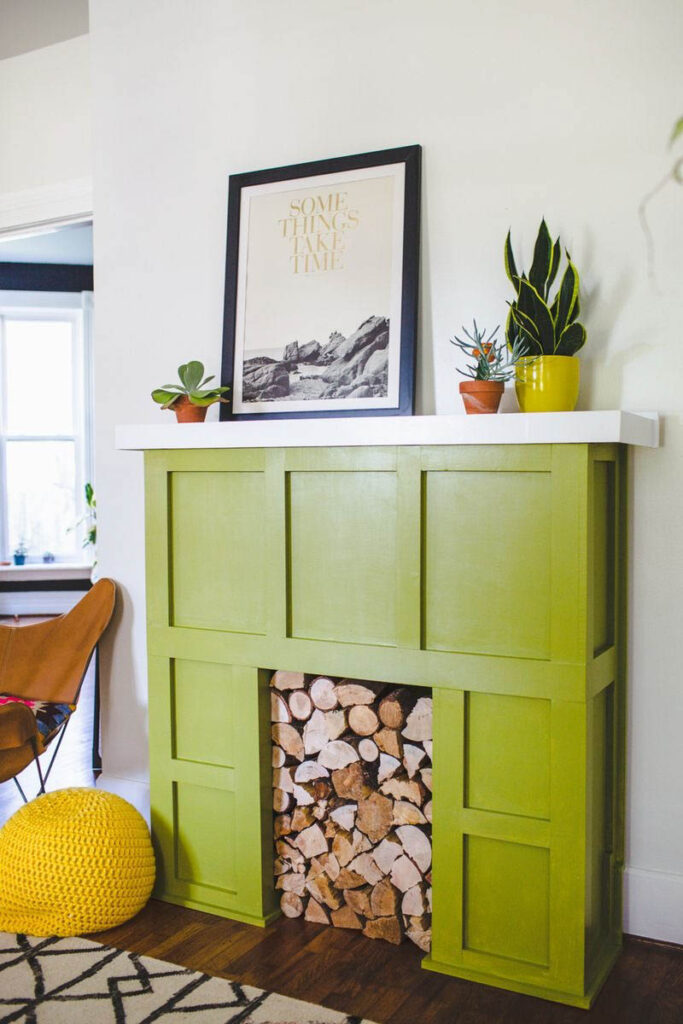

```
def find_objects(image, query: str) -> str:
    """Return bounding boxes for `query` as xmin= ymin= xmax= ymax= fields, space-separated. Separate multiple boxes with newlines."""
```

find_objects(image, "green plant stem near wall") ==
xmin=639 ymin=115 xmax=683 ymax=288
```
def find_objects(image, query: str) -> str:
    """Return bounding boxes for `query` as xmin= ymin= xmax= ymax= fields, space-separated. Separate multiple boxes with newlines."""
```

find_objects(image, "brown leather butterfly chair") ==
xmin=0 ymin=578 xmax=116 ymax=802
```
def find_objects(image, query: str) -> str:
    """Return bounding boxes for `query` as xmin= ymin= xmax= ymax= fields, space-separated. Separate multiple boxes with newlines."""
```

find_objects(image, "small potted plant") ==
xmin=505 ymin=218 xmax=586 ymax=412
xmin=13 ymin=541 xmax=28 ymax=566
xmin=450 ymin=320 xmax=525 ymax=414
xmin=152 ymin=361 xmax=230 ymax=422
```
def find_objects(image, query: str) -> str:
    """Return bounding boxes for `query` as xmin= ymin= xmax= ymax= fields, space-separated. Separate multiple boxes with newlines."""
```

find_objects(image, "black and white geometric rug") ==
xmin=0 ymin=933 xmax=378 ymax=1023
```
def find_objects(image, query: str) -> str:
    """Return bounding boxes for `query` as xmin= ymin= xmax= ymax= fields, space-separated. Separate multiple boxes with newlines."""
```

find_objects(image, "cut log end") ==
xmin=271 ymin=671 xmax=432 ymax=949
xmin=280 ymin=892 xmax=304 ymax=917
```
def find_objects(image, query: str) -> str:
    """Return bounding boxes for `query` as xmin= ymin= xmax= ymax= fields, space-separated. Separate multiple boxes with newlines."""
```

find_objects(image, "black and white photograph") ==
xmin=221 ymin=146 xmax=420 ymax=419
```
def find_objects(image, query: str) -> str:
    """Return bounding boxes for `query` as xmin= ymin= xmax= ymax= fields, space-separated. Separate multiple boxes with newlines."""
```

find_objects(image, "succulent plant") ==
xmin=504 ymin=219 xmax=586 ymax=357
xmin=151 ymin=361 xmax=230 ymax=410
xmin=450 ymin=320 xmax=527 ymax=381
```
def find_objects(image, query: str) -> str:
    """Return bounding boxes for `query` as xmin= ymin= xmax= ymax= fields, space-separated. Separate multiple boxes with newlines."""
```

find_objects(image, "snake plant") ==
xmin=504 ymin=219 xmax=586 ymax=357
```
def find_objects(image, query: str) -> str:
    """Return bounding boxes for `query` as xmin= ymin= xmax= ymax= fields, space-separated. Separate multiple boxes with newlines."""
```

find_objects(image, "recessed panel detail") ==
xmin=288 ymin=470 xmax=397 ymax=645
xmin=174 ymin=781 xmax=235 ymax=892
xmin=170 ymin=471 xmax=266 ymax=633
xmin=466 ymin=692 xmax=550 ymax=820
xmin=423 ymin=470 xmax=551 ymax=658
xmin=173 ymin=659 xmax=235 ymax=767
xmin=464 ymin=835 xmax=550 ymax=966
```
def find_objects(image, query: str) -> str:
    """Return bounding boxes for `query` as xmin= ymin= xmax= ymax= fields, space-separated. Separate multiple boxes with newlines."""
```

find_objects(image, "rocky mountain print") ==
xmin=243 ymin=315 xmax=389 ymax=402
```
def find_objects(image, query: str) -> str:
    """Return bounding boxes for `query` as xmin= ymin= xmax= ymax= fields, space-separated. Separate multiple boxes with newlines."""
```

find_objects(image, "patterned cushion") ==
xmin=0 ymin=694 xmax=75 ymax=745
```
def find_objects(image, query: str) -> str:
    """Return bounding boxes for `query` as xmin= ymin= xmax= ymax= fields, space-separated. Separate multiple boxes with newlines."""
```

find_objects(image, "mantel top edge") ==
xmin=115 ymin=411 xmax=660 ymax=451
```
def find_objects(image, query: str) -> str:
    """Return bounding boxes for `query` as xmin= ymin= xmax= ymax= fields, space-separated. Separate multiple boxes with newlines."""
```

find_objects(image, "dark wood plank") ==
xmin=90 ymin=901 xmax=683 ymax=1024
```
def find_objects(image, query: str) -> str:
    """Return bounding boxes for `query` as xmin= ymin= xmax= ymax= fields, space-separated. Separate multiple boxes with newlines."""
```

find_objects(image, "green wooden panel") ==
xmin=149 ymin=622 xmax=587 ymax=700
xmin=174 ymin=781 xmax=236 ymax=892
xmin=144 ymin=441 xmax=628 ymax=1006
xmin=592 ymin=461 xmax=615 ymax=656
xmin=547 ymin=698 xmax=586 ymax=993
xmin=170 ymin=470 xmax=266 ymax=633
xmin=549 ymin=446 xmax=589 ymax=665
xmin=420 ymin=445 xmax=552 ymax=473
xmin=464 ymin=835 xmax=550 ymax=967
xmin=173 ymin=659 xmax=236 ymax=767
xmin=431 ymin=687 xmax=465 ymax=966
xmin=423 ymin=470 xmax=551 ymax=659
xmin=466 ymin=692 xmax=550 ymax=820
xmin=586 ymin=683 xmax=615 ymax=974
xmin=288 ymin=470 xmax=398 ymax=645
xmin=147 ymin=655 xmax=276 ymax=924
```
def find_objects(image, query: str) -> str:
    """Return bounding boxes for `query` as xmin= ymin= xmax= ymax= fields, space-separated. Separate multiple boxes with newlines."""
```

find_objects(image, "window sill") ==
xmin=0 ymin=563 xmax=93 ymax=584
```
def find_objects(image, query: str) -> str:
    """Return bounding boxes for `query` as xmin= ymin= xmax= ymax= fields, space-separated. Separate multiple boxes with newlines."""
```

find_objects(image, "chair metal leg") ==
xmin=7 ymin=718 xmax=73 ymax=805
xmin=30 ymin=736 xmax=46 ymax=795
xmin=42 ymin=716 xmax=71 ymax=789
xmin=13 ymin=775 xmax=28 ymax=803
xmin=92 ymin=645 xmax=102 ymax=776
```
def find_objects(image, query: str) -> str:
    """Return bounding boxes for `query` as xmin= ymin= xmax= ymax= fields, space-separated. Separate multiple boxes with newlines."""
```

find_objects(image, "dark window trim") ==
xmin=0 ymin=262 xmax=93 ymax=293
xmin=0 ymin=579 xmax=92 ymax=593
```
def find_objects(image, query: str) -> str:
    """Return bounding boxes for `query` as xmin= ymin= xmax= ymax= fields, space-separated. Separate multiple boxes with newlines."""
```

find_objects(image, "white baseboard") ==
xmin=624 ymin=865 xmax=683 ymax=944
xmin=96 ymin=775 xmax=150 ymax=826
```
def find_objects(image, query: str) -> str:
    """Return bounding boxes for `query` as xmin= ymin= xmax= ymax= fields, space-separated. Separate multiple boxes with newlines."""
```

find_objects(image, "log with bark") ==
xmin=270 ymin=671 xmax=432 ymax=951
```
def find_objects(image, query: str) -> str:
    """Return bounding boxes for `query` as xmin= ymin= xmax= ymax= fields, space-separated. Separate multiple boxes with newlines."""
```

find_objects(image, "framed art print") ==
xmin=220 ymin=145 xmax=420 ymax=420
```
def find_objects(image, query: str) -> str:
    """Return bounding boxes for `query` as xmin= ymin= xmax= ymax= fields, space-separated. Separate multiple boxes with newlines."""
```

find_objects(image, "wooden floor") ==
xmin=3 ymin=621 xmax=681 ymax=1022
xmin=92 ymin=900 xmax=683 ymax=1024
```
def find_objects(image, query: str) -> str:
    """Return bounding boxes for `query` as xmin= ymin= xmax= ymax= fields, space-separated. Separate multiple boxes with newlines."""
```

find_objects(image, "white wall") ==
xmin=0 ymin=0 xmax=89 ymax=60
xmin=0 ymin=35 xmax=91 ymax=195
xmin=88 ymin=0 xmax=683 ymax=941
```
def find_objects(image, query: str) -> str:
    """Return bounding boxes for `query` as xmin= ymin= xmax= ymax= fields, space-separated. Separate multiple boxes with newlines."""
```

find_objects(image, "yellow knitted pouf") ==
xmin=0 ymin=787 xmax=156 ymax=936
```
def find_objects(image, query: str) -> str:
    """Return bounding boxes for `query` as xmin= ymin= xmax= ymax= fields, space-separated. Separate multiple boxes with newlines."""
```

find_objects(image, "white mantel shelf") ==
xmin=116 ymin=411 xmax=659 ymax=451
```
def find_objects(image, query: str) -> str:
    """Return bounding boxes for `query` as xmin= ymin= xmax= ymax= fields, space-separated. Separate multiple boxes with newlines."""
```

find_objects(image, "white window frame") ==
xmin=0 ymin=290 xmax=94 ymax=564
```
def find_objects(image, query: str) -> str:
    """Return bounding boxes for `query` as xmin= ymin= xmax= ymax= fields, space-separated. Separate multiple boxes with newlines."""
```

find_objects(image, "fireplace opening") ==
xmin=270 ymin=671 xmax=432 ymax=950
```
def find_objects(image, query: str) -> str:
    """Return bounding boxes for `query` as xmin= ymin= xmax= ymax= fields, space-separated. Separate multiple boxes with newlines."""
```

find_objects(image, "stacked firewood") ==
xmin=271 ymin=670 xmax=432 ymax=950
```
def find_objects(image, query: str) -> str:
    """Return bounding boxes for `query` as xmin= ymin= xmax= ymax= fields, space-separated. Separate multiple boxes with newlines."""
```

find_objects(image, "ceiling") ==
xmin=0 ymin=0 xmax=88 ymax=60
xmin=0 ymin=222 xmax=93 ymax=265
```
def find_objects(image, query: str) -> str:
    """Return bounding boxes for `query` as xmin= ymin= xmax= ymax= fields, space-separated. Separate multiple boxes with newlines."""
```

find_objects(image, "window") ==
xmin=0 ymin=294 xmax=93 ymax=563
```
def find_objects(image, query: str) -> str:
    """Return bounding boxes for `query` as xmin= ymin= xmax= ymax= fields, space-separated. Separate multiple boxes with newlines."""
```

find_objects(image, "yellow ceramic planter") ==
xmin=515 ymin=355 xmax=580 ymax=413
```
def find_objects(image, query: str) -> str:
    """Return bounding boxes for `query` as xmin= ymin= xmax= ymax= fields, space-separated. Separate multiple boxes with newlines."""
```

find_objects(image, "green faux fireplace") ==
xmin=119 ymin=411 xmax=658 ymax=1009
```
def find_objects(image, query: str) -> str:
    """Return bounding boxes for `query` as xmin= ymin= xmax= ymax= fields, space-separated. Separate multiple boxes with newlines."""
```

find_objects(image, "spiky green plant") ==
xmin=151 ymin=361 xmax=230 ymax=410
xmin=504 ymin=219 xmax=586 ymax=357
xmin=450 ymin=320 xmax=528 ymax=381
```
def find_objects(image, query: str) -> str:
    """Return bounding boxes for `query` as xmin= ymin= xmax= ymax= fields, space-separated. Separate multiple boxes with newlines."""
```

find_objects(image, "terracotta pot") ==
xmin=459 ymin=379 xmax=504 ymax=415
xmin=171 ymin=396 xmax=208 ymax=423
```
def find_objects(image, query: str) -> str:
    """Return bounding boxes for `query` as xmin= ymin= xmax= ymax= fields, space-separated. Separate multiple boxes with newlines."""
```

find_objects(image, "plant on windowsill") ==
xmin=151 ymin=361 xmax=230 ymax=423
xmin=504 ymin=218 xmax=586 ymax=413
xmin=450 ymin=320 xmax=526 ymax=415
xmin=69 ymin=482 xmax=97 ymax=576
xmin=13 ymin=541 xmax=28 ymax=566
xmin=70 ymin=482 xmax=96 ymax=548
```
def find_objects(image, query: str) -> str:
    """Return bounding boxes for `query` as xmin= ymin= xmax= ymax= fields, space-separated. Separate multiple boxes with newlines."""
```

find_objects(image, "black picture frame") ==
xmin=220 ymin=145 xmax=421 ymax=421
